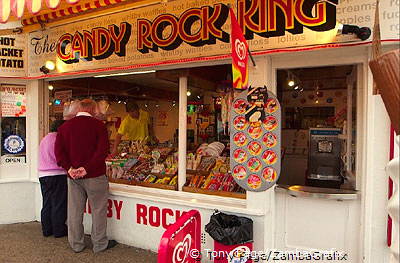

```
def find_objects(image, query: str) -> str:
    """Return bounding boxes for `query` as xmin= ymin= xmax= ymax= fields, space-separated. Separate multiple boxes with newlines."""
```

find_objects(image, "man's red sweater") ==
xmin=55 ymin=115 xmax=110 ymax=179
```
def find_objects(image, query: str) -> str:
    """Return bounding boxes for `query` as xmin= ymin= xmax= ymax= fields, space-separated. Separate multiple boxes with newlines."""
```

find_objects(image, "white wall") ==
xmin=82 ymin=191 xmax=264 ymax=261
xmin=0 ymin=182 xmax=36 ymax=224
xmin=275 ymin=191 xmax=361 ymax=261
xmin=269 ymin=46 xmax=392 ymax=263
xmin=0 ymin=79 xmax=41 ymax=223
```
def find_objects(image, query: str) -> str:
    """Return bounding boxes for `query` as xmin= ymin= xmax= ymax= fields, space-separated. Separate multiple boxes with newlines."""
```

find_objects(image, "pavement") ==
xmin=0 ymin=222 xmax=157 ymax=263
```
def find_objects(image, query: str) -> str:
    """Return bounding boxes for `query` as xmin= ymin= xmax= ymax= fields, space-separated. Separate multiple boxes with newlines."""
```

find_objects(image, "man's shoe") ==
xmin=73 ymin=247 xmax=86 ymax=253
xmin=106 ymin=240 xmax=118 ymax=250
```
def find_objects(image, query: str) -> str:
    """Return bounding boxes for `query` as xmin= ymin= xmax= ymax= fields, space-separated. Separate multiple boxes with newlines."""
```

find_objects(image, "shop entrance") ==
xmin=276 ymin=65 xmax=357 ymax=190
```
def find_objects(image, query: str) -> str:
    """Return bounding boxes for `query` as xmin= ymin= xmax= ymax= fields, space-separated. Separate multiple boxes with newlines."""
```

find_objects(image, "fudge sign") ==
xmin=55 ymin=0 xmax=337 ymax=64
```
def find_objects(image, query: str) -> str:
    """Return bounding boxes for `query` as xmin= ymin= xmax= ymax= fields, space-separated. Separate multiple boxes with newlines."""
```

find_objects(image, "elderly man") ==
xmin=55 ymin=99 xmax=117 ymax=253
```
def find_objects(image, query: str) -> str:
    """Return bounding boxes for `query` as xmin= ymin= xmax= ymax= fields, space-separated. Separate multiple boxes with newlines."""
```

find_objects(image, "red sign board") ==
xmin=158 ymin=210 xmax=201 ymax=263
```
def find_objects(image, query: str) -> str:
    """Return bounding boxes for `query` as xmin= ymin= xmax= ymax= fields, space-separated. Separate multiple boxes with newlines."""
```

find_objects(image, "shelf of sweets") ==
xmin=183 ymin=172 xmax=246 ymax=199
xmin=182 ymin=186 xmax=246 ymax=199
xmin=106 ymin=146 xmax=178 ymax=190
xmin=108 ymin=173 xmax=178 ymax=191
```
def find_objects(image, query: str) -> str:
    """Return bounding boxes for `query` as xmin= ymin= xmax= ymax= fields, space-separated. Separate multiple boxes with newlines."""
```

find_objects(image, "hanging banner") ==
xmin=230 ymin=7 xmax=249 ymax=91
xmin=0 ymin=35 xmax=27 ymax=77
xmin=0 ymin=85 xmax=27 ymax=117
xmin=27 ymin=0 xmax=400 ymax=77
xmin=230 ymin=86 xmax=281 ymax=192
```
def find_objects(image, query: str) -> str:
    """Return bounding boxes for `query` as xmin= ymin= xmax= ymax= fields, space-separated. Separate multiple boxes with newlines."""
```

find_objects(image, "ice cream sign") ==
xmin=230 ymin=86 xmax=281 ymax=192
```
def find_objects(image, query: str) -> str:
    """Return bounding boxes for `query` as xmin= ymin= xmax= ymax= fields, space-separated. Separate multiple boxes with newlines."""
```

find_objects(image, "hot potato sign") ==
xmin=230 ymin=87 xmax=281 ymax=192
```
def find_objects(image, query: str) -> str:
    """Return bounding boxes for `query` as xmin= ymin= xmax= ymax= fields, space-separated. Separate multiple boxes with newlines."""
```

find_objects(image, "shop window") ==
xmin=44 ymin=64 xmax=244 ymax=198
xmin=0 ymin=84 xmax=27 ymax=164
xmin=277 ymin=66 xmax=357 ymax=190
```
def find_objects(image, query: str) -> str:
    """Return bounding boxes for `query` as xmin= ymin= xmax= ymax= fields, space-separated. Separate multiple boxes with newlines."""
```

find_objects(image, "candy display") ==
xmin=106 ymin=145 xmax=178 ymax=189
xmin=183 ymin=148 xmax=245 ymax=196
xmin=230 ymin=87 xmax=281 ymax=192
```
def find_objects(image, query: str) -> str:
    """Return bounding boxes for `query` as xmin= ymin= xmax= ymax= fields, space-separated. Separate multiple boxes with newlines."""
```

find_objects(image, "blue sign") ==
xmin=3 ymin=135 xmax=25 ymax=154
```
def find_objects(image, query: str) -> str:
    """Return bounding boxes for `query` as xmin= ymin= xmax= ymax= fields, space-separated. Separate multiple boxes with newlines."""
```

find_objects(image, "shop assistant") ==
xmin=111 ymin=101 xmax=150 ymax=156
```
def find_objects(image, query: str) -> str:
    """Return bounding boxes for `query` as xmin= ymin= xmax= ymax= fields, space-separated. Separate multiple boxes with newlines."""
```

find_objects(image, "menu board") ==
xmin=230 ymin=86 xmax=281 ymax=192
xmin=0 ymin=85 xmax=26 ymax=117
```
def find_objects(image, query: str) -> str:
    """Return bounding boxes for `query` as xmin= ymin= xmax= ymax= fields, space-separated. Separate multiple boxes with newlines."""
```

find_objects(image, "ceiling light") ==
xmin=94 ymin=70 xmax=156 ymax=78
xmin=187 ymin=90 xmax=191 ymax=96
xmin=45 ymin=61 xmax=55 ymax=71
xmin=48 ymin=85 xmax=54 ymax=90
xmin=288 ymin=80 xmax=295 ymax=87
xmin=294 ymin=85 xmax=299 ymax=90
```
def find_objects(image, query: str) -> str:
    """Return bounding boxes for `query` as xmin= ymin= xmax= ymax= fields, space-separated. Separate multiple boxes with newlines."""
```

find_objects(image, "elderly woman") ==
xmin=38 ymin=120 xmax=67 ymax=238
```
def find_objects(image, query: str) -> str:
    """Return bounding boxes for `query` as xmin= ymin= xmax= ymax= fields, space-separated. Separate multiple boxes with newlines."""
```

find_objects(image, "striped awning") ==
xmin=0 ymin=0 xmax=126 ymax=25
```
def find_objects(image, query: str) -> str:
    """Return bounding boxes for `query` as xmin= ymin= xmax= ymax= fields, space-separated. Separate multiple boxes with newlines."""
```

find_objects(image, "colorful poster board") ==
xmin=230 ymin=87 xmax=281 ymax=192
xmin=0 ymin=85 xmax=26 ymax=117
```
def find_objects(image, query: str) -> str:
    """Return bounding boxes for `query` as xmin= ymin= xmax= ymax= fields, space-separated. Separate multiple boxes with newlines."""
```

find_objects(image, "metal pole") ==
xmin=178 ymin=76 xmax=188 ymax=191
xmin=346 ymin=69 xmax=354 ymax=172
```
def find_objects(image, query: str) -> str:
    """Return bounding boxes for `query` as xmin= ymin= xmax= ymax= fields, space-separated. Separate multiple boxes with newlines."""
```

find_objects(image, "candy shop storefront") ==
xmin=0 ymin=0 xmax=399 ymax=262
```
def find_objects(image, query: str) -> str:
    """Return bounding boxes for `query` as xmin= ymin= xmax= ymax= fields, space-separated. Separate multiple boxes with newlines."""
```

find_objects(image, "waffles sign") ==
xmin=55 ymin=0 xmax=337 ymax=64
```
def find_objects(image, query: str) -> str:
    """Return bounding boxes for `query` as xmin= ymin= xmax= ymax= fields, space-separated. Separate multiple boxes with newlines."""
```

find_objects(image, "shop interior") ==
xmin=44 ymin=63 xmax=357 ymax=197
xmin=46 ymin=64 xmax=246 ymax=198
xmin=276 ymin=65 xmax=357 ymax=190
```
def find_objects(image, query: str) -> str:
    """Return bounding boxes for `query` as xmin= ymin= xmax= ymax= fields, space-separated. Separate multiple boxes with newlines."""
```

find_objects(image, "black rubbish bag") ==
xmin=205 ymin=211 xmax=253 ymax=246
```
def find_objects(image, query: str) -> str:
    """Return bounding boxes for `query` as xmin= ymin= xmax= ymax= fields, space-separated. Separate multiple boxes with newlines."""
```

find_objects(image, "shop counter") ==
xmin=109 ymin=183 xmax=264 ymax=216
xmin=274 ymin=184 xmax=361 ymax=261
xmin=276 ymin=184 xmax=359 ymax=200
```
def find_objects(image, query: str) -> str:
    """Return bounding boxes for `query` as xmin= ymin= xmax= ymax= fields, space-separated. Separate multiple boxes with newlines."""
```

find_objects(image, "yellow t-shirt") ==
xmin=118 ymin=110 xmax=150 ymax=141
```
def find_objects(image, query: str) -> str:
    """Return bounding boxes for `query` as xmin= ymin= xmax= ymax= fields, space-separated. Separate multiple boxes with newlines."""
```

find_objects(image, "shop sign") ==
xmin=230 ymin=86 xmax=281 ymax=192
xmin=3 ymin=135 xmax=25 ymax=154
xmin=53 ymin=90 xmax=72 ymax=113
xmin=379 ymin=0 xmax=400 ymax=40
xmin=28 ymin=0 xmax=400 ymax=76
xmin=137 ymin=204 xmax=187 ymax=229
xmin=0 ymin=35 xmax=27 ymax=77
xmin=0 ymin=84 xmax=26 ymax=117
xmin=0 ymin=155 xmax=26 ymax=165
xmin=85 ymin=199 xmax=123 ymax=220
xmin=84 ymin=201 xmax=187 ymax=229
xmin=158 ymin=210 xmax=201 ymax=263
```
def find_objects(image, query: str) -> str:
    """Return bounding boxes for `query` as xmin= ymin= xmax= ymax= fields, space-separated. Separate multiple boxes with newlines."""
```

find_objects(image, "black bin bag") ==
xmin=205 ymin=211 xmax=253 ymax=246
